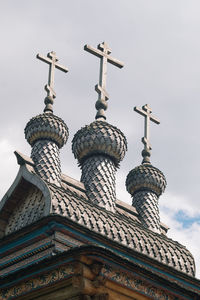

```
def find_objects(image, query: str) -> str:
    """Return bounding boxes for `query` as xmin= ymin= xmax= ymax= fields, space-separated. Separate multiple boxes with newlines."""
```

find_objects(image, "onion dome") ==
xmin=25 ymin=51 xmax=69 ymax=148
xmin=25 ymin=112 xmax=68 ymax=149
xmin=72 ymin=119 xmax=127 ymax=212
xmin=25 ymin=51 xmax=69 ymax=149
xmin=126 ymin=104 xmax=165 ymax=195
xmin=126 ymin=163 xmax=166 ymax=196
xmin=24 ymin=111 xmax=68 ymax=185
xmin=72 ymin=42 xmax=126 ymax=212
xmin=126 ymin=104 xmax=166 ymax=233
xmin=72 ymin=120 xmax=127 ymax=167
xmin=126 ymin=162 xmax=166 ymax=233
xmin=24 ymin=51 xmax=69 ymax=185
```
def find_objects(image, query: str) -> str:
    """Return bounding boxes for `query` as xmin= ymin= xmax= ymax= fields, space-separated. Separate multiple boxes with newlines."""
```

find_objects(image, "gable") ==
xmin=5 ymin=184 xmax=45 ymax=235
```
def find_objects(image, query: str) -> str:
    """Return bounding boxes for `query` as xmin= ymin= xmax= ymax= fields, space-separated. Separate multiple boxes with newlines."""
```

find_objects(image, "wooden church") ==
xmin=0 ymin=43 xmax=200 ymax=299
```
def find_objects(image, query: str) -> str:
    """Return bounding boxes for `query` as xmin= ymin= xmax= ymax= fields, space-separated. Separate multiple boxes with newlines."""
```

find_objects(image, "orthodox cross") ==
xmin=134 ymin=104 xmax=160 ymax=163
xmin=84 ymin=42 xmax=124 ymax=120
xmin=37 ymin=51 xmax=68 ymax=113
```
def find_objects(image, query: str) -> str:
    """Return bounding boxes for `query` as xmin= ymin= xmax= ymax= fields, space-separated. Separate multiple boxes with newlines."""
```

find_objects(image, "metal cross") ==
xmin=84 ymin=42 xmax=124 ymax=120
xmin=134 ymin=104 xmax=160 ymax=162
xmin=37 ymin=51 xmax=68 ymax=112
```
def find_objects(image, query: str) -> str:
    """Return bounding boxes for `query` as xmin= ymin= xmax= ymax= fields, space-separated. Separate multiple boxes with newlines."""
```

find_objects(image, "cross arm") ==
xmin=107 ymin=56 xmax=124 ymax=69
xmin=84 ymin=44 xmax=102 ymax=59
xmin=55 ymin=63 xmax=68 ymax=73
xmin=84 ymin=44 xmax=124 ymax=69
xmin=134 ymin=106 xmax=160 ymax=124
xmin=37 ymin=53 xmax=68 ymax=73
xmin=150 ymin=115 xmax=160 ymax=124
xmin=36 ymin=53 xmax=52 ymax=64
xmin=134 ymin=106 xmax=147 ymax=117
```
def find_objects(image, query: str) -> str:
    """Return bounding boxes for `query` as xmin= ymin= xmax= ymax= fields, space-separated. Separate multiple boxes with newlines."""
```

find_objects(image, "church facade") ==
xmin=0 ymin=44 xmax=200 ymax=300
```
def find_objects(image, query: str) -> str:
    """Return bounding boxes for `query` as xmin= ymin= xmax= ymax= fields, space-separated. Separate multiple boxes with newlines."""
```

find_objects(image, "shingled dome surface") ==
xmin=25 ymin=112 xmax=69 ymax=148
xmin=72 ymin=120 xmax=127 ymax=166
xmin=126 ymin=163 xmax=167 ymax=196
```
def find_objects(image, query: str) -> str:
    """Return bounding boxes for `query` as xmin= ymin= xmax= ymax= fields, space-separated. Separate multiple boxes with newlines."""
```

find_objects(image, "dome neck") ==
xmin=81 ymin=155 xmax=117 ymax=212
xmin=132 ymin=190 xmax=161 ymax=233
xmin=31 ymin=140 xmax=62 ymax=186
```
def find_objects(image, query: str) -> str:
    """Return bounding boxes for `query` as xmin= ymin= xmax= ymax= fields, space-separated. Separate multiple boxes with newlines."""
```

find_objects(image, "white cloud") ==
xmin=160 ymin=193 xmax=200 ymax=279
xmin=161 ymin=192 xmax=200 ymax=218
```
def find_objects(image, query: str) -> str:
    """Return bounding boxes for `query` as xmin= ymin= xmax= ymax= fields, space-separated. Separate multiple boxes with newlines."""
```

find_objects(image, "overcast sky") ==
xmin=1 ymin=0 xmax=200 ymax=278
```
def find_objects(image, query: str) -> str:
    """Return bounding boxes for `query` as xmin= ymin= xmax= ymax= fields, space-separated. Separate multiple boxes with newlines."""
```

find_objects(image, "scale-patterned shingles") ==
xmin=25 ymin=112 xmax=68 ymax=185
xmin=81 ymin=155 xmax=116 ymax=212
xmin=126 ymin=164 xmax=166 ymax=196
xmin=31 ymin=140 xmax=62 ymax=184
xmin=132 ymin=191 xmax=161 ymax=232
xmin=126 ymin=163 xmax=167 ymax=233
xmin=25 ymin=113 xmax=68 ymax=148
xmin=72 ymin=120 xmax=127 ymax=166
xmin=5 ymin=186 xmax=45 ymax=235
xmin=50 ymin=183 xmax=195 ymax=276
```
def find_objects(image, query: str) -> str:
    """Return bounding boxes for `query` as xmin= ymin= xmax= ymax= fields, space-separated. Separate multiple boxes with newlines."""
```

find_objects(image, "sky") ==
xmin=0 ymin=0 xmax=200 ymax=278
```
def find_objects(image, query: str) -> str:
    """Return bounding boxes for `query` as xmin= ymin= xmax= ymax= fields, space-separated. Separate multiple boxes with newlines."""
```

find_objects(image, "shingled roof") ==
xmin=0 ymin=152 xmax=195 ymax=277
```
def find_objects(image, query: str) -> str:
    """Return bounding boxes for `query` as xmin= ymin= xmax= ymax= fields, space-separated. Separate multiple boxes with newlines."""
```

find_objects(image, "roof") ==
xmin=0 ymin=151 xmax=195 ymax=277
